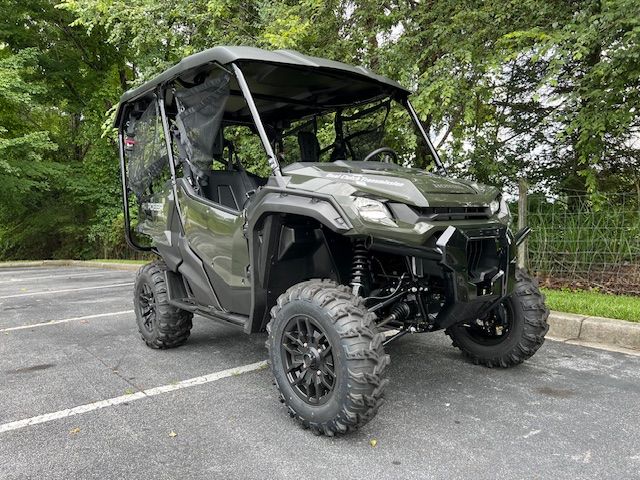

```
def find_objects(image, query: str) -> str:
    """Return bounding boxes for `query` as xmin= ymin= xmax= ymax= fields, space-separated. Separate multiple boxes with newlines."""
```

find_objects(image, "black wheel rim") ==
xmin=138 ymin=283 xmax=156 ymax=333
xmin=281 ymin=314 xmax=336 ymax=405
xmin=464 ymin=302 xmax=513 ymax=345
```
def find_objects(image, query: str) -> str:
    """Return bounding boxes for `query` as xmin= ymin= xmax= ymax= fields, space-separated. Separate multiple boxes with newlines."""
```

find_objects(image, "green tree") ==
xmin=0 ymin=0 xmax=127 ymax=258
xmin=1 ymin=0 xmax=638 ymax=260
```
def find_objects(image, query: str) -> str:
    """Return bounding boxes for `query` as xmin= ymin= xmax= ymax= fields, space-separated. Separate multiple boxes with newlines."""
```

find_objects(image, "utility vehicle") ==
xmin=114 ymin=46 xmax=549 ymax=436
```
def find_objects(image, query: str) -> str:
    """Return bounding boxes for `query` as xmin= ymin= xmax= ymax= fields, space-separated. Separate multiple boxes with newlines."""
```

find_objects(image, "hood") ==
xmin=281 ymin=161 xmax=499 ymax=207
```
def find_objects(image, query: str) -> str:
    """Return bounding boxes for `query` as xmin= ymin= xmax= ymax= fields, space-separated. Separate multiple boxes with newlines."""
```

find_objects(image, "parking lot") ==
xmin=0 ymin=265 xmax=639 ymax=479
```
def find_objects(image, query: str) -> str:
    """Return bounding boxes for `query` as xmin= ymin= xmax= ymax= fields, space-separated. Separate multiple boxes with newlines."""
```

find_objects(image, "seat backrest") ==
xmin=200 ymin=170 xmax=267 ymax=210
xmin=200 ymin=171 xmax=241 ymax=209
xmin=297 ymin=131 xmax=320 ymax=162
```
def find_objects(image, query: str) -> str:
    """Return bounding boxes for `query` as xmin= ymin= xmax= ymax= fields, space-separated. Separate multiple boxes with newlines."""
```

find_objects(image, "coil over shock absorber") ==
xmin=350 ymin=239 xmax=370 ymax=297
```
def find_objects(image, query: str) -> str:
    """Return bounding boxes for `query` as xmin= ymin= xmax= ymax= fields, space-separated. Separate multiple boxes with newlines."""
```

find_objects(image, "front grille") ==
xmin=413 ymin=205 xmax=490 ymax=221
xmin=467 ymin=239 xmax=484 ymax=274
xmin=466 ymin=238 xmax=499 ymax=283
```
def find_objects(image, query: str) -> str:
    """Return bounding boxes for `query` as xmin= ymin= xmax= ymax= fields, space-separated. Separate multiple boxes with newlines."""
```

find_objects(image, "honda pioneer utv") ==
xmin=114 ymin=46 xmax=549 ymax=436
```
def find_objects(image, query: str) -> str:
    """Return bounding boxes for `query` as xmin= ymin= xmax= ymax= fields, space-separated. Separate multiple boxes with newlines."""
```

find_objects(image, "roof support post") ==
xmin=405 ymin=100 xmax=447 ymax=175
xmin=156 ymin=90 xmax=186 ymax=230
xmin=231 ymin=63 xmax=285 ymax=186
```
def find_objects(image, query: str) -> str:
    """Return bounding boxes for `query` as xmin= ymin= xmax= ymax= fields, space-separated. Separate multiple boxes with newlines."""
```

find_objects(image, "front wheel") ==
xmin=445 ymin=269 xmax=549 ymax=368
xmin=267 ymin=279 xmax=390 ymax=436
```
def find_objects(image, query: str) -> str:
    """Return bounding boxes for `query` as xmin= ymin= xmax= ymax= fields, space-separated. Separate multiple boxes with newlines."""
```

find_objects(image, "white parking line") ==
xmin=0 ymin=311 xmax=134 ymax=332
xmin=0 ymin=283 xmax=134 ymax=299
xmin=0 ymin=360 xmax=268 ymax=434
xmin=0 ymin=268 xmax=93 ymax=277
xmin=0 ymin=272 xmax=122 ymax=284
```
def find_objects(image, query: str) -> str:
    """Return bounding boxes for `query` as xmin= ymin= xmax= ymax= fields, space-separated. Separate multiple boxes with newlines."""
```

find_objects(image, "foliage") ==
xmin=0 ymin=0 xmax=638 ymax=259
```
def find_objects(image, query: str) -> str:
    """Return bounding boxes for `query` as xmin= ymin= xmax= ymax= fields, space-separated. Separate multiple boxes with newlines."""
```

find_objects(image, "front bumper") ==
xmin=433 ymin=224 xmax=515 ymax=328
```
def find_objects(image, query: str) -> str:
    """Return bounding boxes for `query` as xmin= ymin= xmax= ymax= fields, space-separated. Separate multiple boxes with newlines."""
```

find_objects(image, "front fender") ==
xmin=246 ymin=189 xmax=352 ymax=235
xmin=244 ymin=189 xmax=352 ymax=333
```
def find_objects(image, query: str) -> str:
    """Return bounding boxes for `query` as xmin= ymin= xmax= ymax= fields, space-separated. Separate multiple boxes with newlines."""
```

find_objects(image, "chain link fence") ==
xmin=524 ymin=192 xmax=640 ymax=295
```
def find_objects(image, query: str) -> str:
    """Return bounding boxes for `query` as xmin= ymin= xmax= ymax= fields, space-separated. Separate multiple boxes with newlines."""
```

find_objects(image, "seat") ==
xmin=297 ymin=131 xmax=320 ymax=162
xmin=200 ymin=170 xmax=267 ymax=210
xmin=244 ymin=171 xmax=268 ymax=190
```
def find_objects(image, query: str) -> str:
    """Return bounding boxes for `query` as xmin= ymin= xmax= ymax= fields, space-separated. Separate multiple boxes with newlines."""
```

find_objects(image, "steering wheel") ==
xmin=363 ymin=146 xmax=398 ymax=163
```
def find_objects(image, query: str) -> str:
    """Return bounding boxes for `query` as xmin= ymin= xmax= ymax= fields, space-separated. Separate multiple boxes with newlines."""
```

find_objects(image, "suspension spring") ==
xmin=350 ymin=239 xmax=370 ymax=297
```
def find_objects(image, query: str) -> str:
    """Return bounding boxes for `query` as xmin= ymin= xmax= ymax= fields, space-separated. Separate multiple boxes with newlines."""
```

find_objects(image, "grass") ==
xmin=90 ymin=259 xmax=146 ymax=264
xmin=542 ymin=288 xmax=640 ymax=322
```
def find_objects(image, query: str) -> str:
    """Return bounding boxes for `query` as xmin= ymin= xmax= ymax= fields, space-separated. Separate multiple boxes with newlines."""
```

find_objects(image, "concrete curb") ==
xmin=548 ymin=310 xmax=640 ymax=351
xmin=0 ymin=260 xmax=142 ymax=272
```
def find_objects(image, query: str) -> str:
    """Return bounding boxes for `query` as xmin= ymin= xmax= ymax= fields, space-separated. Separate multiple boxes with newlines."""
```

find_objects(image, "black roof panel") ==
xmin=117 ymin=46 xmax=408 ymax=105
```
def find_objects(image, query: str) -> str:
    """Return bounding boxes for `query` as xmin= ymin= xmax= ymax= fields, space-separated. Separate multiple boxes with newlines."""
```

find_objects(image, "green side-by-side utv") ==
xmin=114 ymin=46 xmax=549 ymax=436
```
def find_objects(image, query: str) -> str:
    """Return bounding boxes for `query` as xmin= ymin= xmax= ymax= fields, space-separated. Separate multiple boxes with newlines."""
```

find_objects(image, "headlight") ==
xmin=489 ymin=198 xmax=500 ymax=215
xmin=353 ymin=197 xmax=396 ymax=227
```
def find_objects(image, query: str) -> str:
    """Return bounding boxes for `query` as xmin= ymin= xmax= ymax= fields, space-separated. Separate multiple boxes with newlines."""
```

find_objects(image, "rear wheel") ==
xmin=134 ymin=261 xmax=193 ymax=349
xmin=445 ymin=269 xmax=549 ymax=367
xmin=267 ymin=279 xmax=390 ymax=436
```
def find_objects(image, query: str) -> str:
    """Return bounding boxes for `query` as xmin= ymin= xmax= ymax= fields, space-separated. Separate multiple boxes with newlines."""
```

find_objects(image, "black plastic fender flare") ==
xmin=246 ymin=188 xmax=352 ymax=234
xmin=245 ymin=188 xmax=352 ymax=332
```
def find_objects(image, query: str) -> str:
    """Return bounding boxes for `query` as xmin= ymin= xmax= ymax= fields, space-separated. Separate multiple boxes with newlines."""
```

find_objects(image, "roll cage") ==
xmin=115 ymin=47 xmax=445 ymax=251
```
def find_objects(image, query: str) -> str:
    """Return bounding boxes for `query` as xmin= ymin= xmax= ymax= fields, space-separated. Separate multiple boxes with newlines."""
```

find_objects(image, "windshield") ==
xmin=229 ymin=61 xmax=442 ymax=173
xmin=274 ymin=98 xmax=436 ymax=170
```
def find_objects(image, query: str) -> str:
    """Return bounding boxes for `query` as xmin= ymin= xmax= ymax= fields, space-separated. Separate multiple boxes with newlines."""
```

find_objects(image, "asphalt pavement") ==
xmin=1 ymin=266 xmax=639 ymax=479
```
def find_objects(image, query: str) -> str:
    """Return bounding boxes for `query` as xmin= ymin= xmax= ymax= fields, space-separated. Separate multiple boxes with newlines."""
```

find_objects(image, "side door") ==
xmin=168 ymin=70 xmax=252 ymax=314
xmin=176 ymin=177 xmax=251 ymax=315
